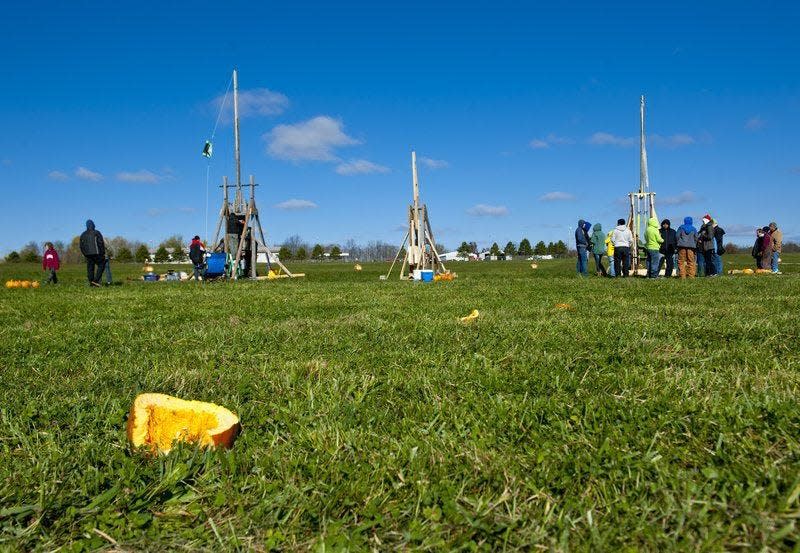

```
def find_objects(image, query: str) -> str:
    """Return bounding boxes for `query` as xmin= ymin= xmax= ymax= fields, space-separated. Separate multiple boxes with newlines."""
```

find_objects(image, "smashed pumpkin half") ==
xmin=127 ymin=393 xmax=241 ymax=454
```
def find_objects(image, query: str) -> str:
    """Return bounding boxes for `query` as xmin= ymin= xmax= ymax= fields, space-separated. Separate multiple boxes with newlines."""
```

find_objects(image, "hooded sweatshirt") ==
xmin=79 ymin=220 xmax=105 ymax=257
xmin=611 ymin=224 xmax=633 ymax=248
xmin=676 ymin=217 xmax=697 ymax=249
xmin=575 ymin=219 xmax=588 ymax=248
xmin=590 ymin=224 xmax=606 ymax=255
xmin=645 ymin=217 xmax=664 ymax=250
xmin=43 ymin=247 xmax=60 ymax=270
xmin=189 ymin=238 xmax=206 ymax=264
xmin=659 ymin=220 xmax=677 ymax=255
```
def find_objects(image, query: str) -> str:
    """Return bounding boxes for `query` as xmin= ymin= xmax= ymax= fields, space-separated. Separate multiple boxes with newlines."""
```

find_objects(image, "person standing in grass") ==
xmin=769 ymin=221 xmax=782 ymax=273
xmin=611 ymin=218 xmax=633 ymax=277
xmin=189 ymin=235 xmax=206 ymax=281
xmin=676 ymin=216 xmax=698 ymax=279
xmin=42 ymin=242 xmax=60 ymax=284
xmin=759 ymin=226 xmax=773 ymax=270
xmin=697 ymin=214 xmax=717 ymax=276
xmin=79 ymin=219 xmax=106 ymax=287
xmin=590 ymin=223 xmax=608 ymax=277
xmin=658 ymin=219 xmax=677 ymax=277
xmin=605 ymin=229 xmax=615 ymax=277
xmin=575 ymin=219 xmax=589 ymax=276
xmin=713 ymin=219 xmax=726 ymax=275
xmin=644 ymin=217 xmax=664 ymax=278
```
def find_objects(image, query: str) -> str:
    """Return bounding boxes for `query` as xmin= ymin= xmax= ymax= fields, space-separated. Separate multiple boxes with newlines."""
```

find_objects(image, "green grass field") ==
xmin=1 ymin=256 xmax=799 ymax=551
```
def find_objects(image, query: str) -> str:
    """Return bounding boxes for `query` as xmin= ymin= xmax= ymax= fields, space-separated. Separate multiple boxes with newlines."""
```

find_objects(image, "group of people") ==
xmin=575 ymin=215 xmax=784 ymax=279
xmin=752 ymin=222 xmax=783 ymax=272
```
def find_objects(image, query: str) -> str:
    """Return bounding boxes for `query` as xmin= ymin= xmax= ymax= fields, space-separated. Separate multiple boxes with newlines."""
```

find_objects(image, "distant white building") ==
xmin=257 ymin=251 xmax=281 ymax=264
xmin=440 ymin=251 xmax=470 ymax=261
xmin=323 ymin=252 xmax=350 ymax=260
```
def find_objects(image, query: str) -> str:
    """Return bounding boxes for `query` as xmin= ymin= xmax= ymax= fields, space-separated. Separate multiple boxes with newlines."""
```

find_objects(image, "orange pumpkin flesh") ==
xmin=127 ymin=393 xmax=240 ymax=454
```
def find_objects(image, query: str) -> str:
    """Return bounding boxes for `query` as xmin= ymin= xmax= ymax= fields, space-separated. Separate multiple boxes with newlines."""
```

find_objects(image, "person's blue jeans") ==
xmin=772 ymin=251 xmax=780 ymax=272
xmin=704 ymin=250 xmax=716 ymax=276
xmin=193 ymin=263 xmax=205 ymax=280
xmin=608 ymin=256 xmax=615 ymax=277
xmin=646 ymin=249 xmax=661 ymax=278
xmin=592 ymin=253 xmax=607 ymax=276
xmin=696 ymin=250 xmax=705 ymax=276
xmin=576 ymin=247 xmax=588 ymax=275
xmin=714 ymin=253 xmax=722 ymax=275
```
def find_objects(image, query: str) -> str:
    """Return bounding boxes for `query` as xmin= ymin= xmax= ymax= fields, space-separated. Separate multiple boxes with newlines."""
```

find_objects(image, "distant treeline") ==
xmin=5 ymin=234 xmax=799 ymax=263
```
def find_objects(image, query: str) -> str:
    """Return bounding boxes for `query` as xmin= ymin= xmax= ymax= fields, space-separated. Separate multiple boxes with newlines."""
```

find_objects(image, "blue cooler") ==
xmin=420 ymin=270 xmax=434 ymax=282
xmin=143 ymin=273 xmax=159 ymax=281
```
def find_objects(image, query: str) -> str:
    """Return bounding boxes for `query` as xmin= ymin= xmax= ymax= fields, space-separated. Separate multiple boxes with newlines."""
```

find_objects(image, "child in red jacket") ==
xmin=42 ymin=242 xmax=60 ymax=284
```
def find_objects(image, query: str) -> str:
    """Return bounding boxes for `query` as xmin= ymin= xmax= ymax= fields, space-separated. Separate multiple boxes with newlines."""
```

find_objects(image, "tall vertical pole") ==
xmin=233 ymin=69 xmax=243 ymax=211
xmin=411 ymin=151 xmax=422 ymax=269
xmin=640 ymin=95 xmax=648 ymax=196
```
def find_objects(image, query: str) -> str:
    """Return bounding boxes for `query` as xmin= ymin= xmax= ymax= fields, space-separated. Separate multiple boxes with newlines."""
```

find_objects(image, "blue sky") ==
xmin=1 ymin=1 xmax=798 ymax=254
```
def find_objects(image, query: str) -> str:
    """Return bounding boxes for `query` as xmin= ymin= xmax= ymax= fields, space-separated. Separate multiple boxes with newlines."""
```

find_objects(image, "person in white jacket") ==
xmin=611 ymin=218 xmax=634 ymax=277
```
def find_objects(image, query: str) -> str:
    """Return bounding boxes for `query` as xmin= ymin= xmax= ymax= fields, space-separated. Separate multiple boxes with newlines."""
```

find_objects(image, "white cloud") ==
xmin=660 ymin=191 xmax=699 ymax=205
xmin=650 ymin=133 xmax=696 ymax=148
xmin=335 ymin=159 xmax=390 ymax=175
xmin=48 ymin=170 xmax=69 ymax=181
xmin=265 ymin=116 xmax=359 ymax=161
xmin=539 ymin=191 xmax=576 ymax=202
xmin=744 ymin=116 xmax=766 ymax=131
xmin=116 ymin=169 xmax=161 ymax=184
xmin=419 ymin=157 xmax=450 ymax=169
xmin=147 ymin=208 xmax=168 ymax=217
xmin=467 ymin=204 xmax=509 ymax=217
xmin=725 ymin=223 xmax=759 ymax=236
xmin=274 ymin=199 xmax=318 ymax=210
xmin=529 ymin=134 xmax=574 ymax=150
xmin=75 ymin=166 xmax=103 ymax=181
xmin=212 ymin=88 xmax=289 ymax=120
xmin=588 ymin=132 xmax=636 ymax=147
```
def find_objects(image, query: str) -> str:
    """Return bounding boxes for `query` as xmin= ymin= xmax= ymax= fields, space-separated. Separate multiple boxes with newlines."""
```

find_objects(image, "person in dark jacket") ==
xmin=189 ymin=235 xmax=206 ymax=281
xmin=697 ymin=214 xmax=716 ymax=276
xmin=658 ymin=219 xmax=677 ymax=277
xmin=752 ymin=228 xmax=764 ymax=268
xmin=42 ymin=242 xmax=60 ymax=284
xmin=713 ymin=219 xmax=726 ymax=275
xmin=759 ymin=226 xmax=773 ymax=270
xmin=79 ymin=219 xmax=106 ymax=286
xmin=575 ymin=219 xmax=589 ymax=276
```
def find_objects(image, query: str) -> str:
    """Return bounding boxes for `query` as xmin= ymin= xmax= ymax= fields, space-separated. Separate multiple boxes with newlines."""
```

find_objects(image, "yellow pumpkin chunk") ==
xmin=127 ymin=393 xmax=240 ymax=454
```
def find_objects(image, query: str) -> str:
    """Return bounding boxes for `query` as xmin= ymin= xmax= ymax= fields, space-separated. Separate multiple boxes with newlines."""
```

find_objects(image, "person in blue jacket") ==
xmin=575 ymin=219 xmax=589 ymax=276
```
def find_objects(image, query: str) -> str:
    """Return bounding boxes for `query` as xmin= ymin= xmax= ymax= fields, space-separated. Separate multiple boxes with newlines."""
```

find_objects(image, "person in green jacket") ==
xmin=645 ymin=217 xmax=664 ymax=278
xmin=589 ymin=223 xmax=608 ymax=276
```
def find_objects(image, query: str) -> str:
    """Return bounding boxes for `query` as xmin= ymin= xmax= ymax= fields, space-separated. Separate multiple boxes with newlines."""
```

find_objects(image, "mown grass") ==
xmin=1 ymin=257 xmax=799 ymax=551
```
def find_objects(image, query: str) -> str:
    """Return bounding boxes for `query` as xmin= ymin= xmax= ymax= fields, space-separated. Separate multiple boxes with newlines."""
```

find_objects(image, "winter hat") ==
xmin=617 ymin=218 xmax=626 ymax=225
xmin=702 ymin=213 xmax=711 ymax=222
xmin=661 ymin=219 xmax=671 ymax=227
xmin=193 ymin=235 xmax=200 ymax=240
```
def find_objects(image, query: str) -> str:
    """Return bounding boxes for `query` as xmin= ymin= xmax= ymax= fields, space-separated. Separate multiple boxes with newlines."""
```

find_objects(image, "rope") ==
xmin=204 ymin=76 xmax=233 ymax=246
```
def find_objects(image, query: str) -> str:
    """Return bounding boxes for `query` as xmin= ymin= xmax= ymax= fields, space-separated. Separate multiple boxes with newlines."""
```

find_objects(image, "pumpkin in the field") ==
xmin=20 ymin=280 xmax=30 ymax=288
xmin=5 ymin=280 xmax=13 ymax=289
xmin=459 ymin=309 xmax=480 ymax=323
xmin=127 ymin=393 xmax=241 ymax=455
xmin=31 ymin=281 xmax=40 ymax=289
